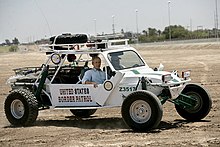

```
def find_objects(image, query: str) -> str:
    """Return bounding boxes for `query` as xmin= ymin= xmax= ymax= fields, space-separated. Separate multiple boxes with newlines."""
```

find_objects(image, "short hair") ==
xmin=92 ymin=56 xmax=101 ymax=63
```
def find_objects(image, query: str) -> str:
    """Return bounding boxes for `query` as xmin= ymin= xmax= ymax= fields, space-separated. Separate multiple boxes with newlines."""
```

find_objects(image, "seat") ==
xmin=103 ymin=66 xmax=115 ymax=79
xmin=77 ymin=61 xmax=90 ymax=84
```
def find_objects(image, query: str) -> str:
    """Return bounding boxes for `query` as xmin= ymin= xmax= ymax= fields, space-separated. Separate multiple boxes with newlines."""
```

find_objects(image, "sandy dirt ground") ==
xmin=0 ymin=42 xmax=220 ymax=146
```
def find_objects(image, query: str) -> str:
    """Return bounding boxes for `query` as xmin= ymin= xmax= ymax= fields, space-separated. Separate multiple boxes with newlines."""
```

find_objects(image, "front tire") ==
xmin=121 ymin=91 xmax=163 ymax=131
xmin=4 ymin=89 xmax=39 ymax=126
xmin=175 ymin=84 xmax=212 ymax=121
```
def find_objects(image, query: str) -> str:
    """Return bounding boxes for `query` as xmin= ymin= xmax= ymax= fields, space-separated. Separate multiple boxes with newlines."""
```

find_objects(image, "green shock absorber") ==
xmin=34 ymin=65 xmax=49 ymax=99
xmin=141 ymin=77 xmax=147 ymax=90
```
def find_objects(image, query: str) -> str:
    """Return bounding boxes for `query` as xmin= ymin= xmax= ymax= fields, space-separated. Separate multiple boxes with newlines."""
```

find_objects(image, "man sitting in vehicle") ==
xmin=110 ymin=55 xmax=124 ymax=70
xmin=82 ymin=56 xmax=106 ymax=87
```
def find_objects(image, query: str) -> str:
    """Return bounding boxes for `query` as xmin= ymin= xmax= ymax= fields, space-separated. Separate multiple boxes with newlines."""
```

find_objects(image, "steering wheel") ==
xmin=132 ymin=64 xmax=139 ymax=67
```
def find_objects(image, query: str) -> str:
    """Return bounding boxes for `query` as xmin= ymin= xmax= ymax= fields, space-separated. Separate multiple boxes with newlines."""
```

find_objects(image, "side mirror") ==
xmin=111 ymin=71 xmax=116 ymax=76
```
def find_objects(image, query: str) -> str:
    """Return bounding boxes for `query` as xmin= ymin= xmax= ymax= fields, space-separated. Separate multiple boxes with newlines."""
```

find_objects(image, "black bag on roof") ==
xmin=50 ymin=33 xmax=88 ymax=44
xmin=49 ymin=33 xmax=88 ymax=50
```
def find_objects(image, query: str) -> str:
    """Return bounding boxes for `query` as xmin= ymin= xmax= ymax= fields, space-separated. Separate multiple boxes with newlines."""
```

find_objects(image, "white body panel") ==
xmin=49 ymin=72 xmax=124 ymax=108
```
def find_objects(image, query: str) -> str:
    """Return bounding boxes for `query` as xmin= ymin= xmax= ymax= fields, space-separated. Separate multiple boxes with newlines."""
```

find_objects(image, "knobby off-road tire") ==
xmin=175 ymin=84 xmax=212 ymax=121
xmin=70 ymin=109 xmax=97 ymax=118
xmin=4 ymin=89 xmax=39 ymax=126
xmin=121 ymin=91 xmax=163 ymax=131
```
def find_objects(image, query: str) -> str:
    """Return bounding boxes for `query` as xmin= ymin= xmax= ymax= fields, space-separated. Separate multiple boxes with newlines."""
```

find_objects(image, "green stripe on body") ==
xmin=131 ymin=70 xmax=140 ymax=74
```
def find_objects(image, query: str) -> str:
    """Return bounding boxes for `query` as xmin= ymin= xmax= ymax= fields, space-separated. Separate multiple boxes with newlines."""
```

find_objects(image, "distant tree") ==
xmin=124 ymin=31 xmax=133 ymax=39
xmin=121 ymin=29 xmax=124 ymax=34
xmin=163 ymin=26 xmax=171 ymax=39
xmin=138 ymin=35 xmax=150 ymax=42
xmin=191 ymin=29 xmax=209 ymax=39
xmin=142 ymin=30 xmax=148 ymax=36
xmin=5 ymin=39 xmax=11 ymax=45
xmin=157 ymin=30 xmax=161 ymax=36
xmin=12 ymin=37 xmax=20 ymax=45
xmin=172 ymin=25 xmax=189 ymax=39
xmin=148 ymin=28 xmax=158 ymax=37
xmin=139 ymin=24 xmax=216 ymax=42
xmin=162 ymin=25 xmax=189 ymax=39
xmin=9 ymin=45 xmax=18 ymax=52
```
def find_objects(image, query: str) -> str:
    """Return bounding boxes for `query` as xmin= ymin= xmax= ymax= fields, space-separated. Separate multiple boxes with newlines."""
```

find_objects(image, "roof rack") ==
xmin=39 ymin=39 xmax=129 ymax=52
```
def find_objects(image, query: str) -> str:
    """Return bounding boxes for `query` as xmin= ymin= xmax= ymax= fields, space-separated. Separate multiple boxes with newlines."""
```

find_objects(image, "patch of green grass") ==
xmin=0 ymin=46 xmax=10 ymax=53
xmin=0 ymin=45 xmax=19 ymax=53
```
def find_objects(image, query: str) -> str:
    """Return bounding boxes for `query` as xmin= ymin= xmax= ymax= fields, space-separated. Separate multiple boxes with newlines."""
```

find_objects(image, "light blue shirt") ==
xmin=82 ymin=68 xmax=106 ymax=84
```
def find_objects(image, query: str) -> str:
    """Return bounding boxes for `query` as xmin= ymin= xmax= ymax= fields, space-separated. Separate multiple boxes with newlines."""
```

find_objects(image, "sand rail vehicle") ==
xmin=5 ymin=33 xmax=212 ymax=131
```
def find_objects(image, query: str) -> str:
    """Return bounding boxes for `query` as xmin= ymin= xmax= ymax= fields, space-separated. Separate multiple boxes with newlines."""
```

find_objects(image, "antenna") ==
xmin=34 ymin=0 xmax=52 ymax=36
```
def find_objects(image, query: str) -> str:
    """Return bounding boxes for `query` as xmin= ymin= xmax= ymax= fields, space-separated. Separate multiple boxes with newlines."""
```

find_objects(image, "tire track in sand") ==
xmin=198 ymin=61 xmax=209 ymax=83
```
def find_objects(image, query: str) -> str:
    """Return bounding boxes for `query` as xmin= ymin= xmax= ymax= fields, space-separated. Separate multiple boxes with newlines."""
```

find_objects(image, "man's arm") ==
xmin=81 ymin=70 xmax=96 ymax=84
xmin=82 ymin=70 xmax=99 ymax=87
xmin=82 ymin=70 xmax=91 ymax=83
xmin=84 ymin=81 xmax=96 ymax=84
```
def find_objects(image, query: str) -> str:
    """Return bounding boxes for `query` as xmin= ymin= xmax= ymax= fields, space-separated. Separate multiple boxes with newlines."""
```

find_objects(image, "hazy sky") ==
xmin=0 ymin=0 xmax=219 ymax=43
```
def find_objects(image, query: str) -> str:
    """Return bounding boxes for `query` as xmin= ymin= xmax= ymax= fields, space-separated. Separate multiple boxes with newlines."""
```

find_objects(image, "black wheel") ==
xmin=4 ymin=89 xmax=39 ymax=126
xmin=175 ymin=84 xmax=212 ymax=121
xmin=121 ymin=91 xmax=163 ymax=131
xmin=70 ymin=109 xmax=97 ymax=118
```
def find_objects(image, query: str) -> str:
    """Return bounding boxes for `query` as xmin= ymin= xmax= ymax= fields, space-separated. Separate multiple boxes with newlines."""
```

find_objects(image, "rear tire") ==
xmin=121 ymin=91 xmax=163 ymax=131
xmin=4 ymin=89 xmax=39 ymax=126
xmin=175 ymin=84 xmax=212 ymax=121
xmin=70 ymin=109 xmax=97 ymax=118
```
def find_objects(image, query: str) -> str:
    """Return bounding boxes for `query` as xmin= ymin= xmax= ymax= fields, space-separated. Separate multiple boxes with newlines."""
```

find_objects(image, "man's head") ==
xmin=111 ymin=56 xmax=121 ymax=69
xmin=92 ymin=56 xmax=101 ymax=69
xmin=111 ymin=56 xmax=120 ymax=62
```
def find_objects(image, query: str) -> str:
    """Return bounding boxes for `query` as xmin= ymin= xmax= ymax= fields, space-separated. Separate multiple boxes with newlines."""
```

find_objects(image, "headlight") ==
xmin=182 ymin=70 xmax=190 ymax=80
xmin=162 ymin=74 xmax=172 ymax=83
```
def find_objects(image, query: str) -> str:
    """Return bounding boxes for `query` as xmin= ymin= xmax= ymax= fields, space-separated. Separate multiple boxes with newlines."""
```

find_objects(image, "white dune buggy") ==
xmin=5 ymin=33 xmax=212 ymax=131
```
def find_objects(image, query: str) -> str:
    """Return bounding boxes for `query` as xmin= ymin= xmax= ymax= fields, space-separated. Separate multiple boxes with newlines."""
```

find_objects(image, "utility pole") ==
xmin=168 ymin=1 xmax=171 ymax=41
xmin=215 ymin=0 xmax=219 ymax=40
xmin=135 ymin=9 xmax=139 ymax=43
xmin=94 ymin=19 xmax=97 ymax=36
xmin=112 ymin=15 xmax=115 ymax=35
